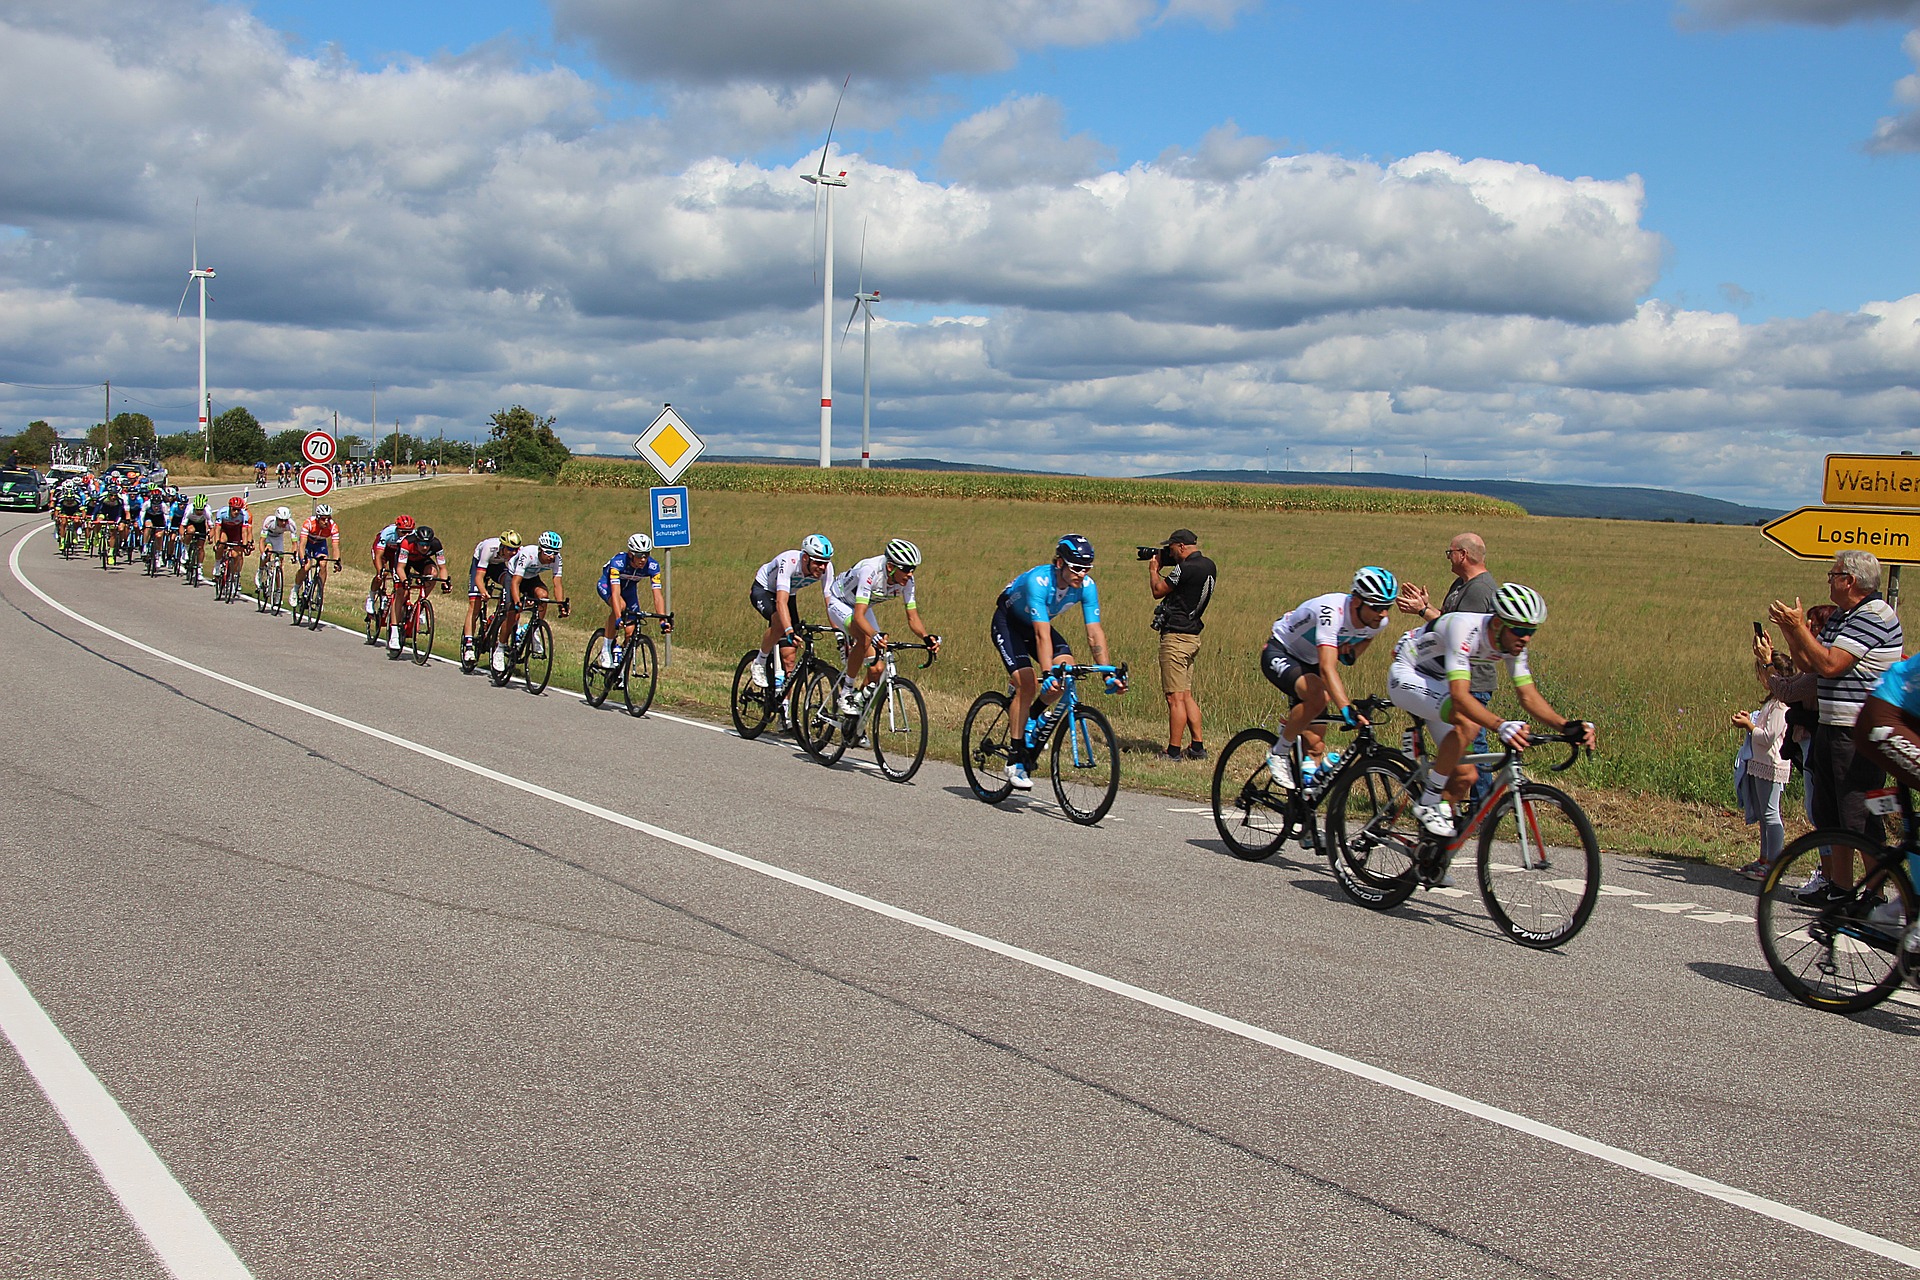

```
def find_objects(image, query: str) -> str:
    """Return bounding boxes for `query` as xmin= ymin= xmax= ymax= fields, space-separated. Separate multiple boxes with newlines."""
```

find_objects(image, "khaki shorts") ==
xmin=1159 ymin=631 xmax=1202 ymax=694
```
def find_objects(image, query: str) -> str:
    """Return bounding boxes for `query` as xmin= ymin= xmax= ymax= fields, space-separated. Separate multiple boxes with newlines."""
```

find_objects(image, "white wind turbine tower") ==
xmin=800 ymin=77 xmax=850 ymax=468
xmin=841 ymin=225 xmax=880 ymax=468
xmin=175 ymin=208 xmax=216 ymax=465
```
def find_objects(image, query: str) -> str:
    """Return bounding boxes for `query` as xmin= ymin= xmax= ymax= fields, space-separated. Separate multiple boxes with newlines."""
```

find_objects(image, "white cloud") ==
xmin=1869 ymin=28 xmax=1920 ymax=150
xmin=1679 ymin=0 xmax=1920 ymax=25
xmin=937 ymin=96 xmax=1114 ymax=187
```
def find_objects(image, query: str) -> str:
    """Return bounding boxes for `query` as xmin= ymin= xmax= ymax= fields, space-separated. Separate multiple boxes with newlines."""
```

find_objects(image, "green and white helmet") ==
xmin=1492 ymin=583 xmax=1548 ymax=626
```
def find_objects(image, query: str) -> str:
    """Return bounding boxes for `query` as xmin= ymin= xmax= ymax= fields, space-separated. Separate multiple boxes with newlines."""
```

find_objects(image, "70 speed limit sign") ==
xmin=301 ymin=430 xmax=337 ymax=465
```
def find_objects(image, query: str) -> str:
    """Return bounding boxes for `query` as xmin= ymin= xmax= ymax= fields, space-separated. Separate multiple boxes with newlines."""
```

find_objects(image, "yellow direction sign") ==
xmin=633 ymin=405 xmax=704 ymax=485
xmin=1763 ymin=506 xmax=1920 ymax=565
xmin=1823 ymin=453 xmax=1920 ymax=510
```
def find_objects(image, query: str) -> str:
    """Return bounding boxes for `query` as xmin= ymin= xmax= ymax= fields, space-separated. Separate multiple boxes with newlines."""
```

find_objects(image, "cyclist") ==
xmin=1260 ymin=567 xmax=1401 ymax=790
xmin=493 ymin=531 xmax=569 ymax=674
xmin=749 ymin=535 xmax=835 ymax=692
xmin=463 ymin=530 xmax=521 ymax=665
xmin=298 ymin=503 xmax=341 ymax=600
xmin=387 ymin=523 xmax=449 ymax=655
xmin=253 ymin=459 xmax=267 ymax=485
xmin=53 ymin=484 xmax=86 ymax=549
xmin=367 ymin=514 xmax=413 ymax=618
xmin=91 ymin=484 xmax=129 ymax=564
xmin=826 ymin=539 xmax=939 ymax=715
xmin=180 ymin=494 xmax=212 ymax=581
xmin=212 ymin=495 xmax=252 ymax=589
xmin=594 ymin=533 xmax=670 ymax=670
xmin=1387 ymin=582 xmax=1595 ymax=837
xmin=139 ymin=487 xmax=171 ymax=561
xmin=255 ymin=505 xmax=298 ymax=597
xmin=991 ymin=534 xmax=1125 ymax=791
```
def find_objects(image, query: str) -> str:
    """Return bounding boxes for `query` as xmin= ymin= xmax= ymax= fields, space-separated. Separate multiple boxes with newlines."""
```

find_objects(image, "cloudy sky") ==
xmin=2 ymin=0 xmax=1915 ymax=505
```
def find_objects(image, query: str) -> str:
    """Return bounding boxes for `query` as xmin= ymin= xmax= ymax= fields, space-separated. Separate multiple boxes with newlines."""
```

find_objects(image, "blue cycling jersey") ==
xmin=600 ymin=551 xmax=661 ymax=590
xmin=999 ymin=564 xmax=1100 ymax=626
xmin=1872 ymin=652 xmax=1920 ymax=716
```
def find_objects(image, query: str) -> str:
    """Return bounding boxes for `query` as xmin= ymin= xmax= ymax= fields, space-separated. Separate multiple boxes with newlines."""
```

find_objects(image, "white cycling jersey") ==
xmin=1393 ymin=611 xmax=1533 ymax=690
xmin=471 ymin=536 xmax=515 ymax=567
xmin=506 ymin=545 xmax=562 ymax=579
xmin=1271 ymin=591 xmax=1387 ymax=664
xmin=830 ymin=555 xmax=917 ymax=611
xmin=258 ymin=517 xmax=296 ymax=553
xmin=755 ymin=549 xmax=833 ymax=594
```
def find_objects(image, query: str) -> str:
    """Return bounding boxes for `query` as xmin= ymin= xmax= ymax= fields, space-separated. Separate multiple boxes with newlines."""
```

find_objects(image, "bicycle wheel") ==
xmin=730 ymin=651 xmax=775 ymax=739
xmin=254 ymin=562 xmax=269 ymax=610
xmin=364 ymin=593 xmax=382 ymax=644
xmin=1474 ymin=783 xmax=1601 ymax=949
xmin=522 ymin=619 xmax=553 ymax=694
xmin=872 ymin=677 xmax=928 ymax=783
xmin=583 ymin=634 xmax=613 ymax=707
xmin=269 ymin=561 xmax=286 ymax=614
xmin=796 ymin=668 xmax=848 ymax=764
xmin=308 ymin=574 xmax=325 ymax=630
xmin=1757 ymin=829 xmax=1917 ymax=1014
xmin=961 ymin=691 xmax=1016 ymax=804
xmin=409 ymin=598 xmax=435 ymax=665
xmin=1211 ymin=727 xmax=1295 ymax=860
xmin=1050 ymin=705 xmax=1119 ymax=825
xmin=622 ymin=633 xmax=657 ymax=717
xmin=1325 ymin=754 xmax=1422 ymax=910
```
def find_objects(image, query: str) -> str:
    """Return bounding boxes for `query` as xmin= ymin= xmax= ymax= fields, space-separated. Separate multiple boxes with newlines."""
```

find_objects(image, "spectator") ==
xmin=1768 ymin=552 xmax=1903 ymax=903
xmin=1733 ymin=649 xmax=1796 ymax=880
xmin=1401 ymin=532 xmax=1499 ymax=803
xmin=1149 ymin=528 xmax=1216 ymax=760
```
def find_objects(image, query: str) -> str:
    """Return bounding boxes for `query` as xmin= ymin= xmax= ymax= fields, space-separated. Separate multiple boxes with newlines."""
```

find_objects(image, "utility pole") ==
xmin=102 ymin=381 xmax=110 ymax=467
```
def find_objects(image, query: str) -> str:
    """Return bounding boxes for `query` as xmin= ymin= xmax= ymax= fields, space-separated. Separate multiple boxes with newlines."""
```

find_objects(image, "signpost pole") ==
xmin=661 ymin=549 xmax=672 ymax=667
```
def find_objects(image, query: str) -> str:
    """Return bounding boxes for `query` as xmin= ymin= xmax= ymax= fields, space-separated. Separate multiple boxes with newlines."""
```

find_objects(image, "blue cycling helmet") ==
xmin=1056 ymin=534 xmax=1095 ymax=566
xmin=1351 ymin=566 xmax=1399 ymax=606
xmin=801 ymin=533 xmax=833 ymax=560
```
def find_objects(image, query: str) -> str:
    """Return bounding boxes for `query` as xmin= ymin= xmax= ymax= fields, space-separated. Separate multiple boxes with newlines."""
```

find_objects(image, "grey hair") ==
xmin=1834 ymin=549 xmax=1881 ymax=592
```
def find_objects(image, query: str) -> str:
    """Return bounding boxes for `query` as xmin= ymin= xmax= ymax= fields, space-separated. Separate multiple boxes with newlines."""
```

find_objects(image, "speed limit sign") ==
xmin=301 ymin=430 xmax=336 ymax=465
xmin=299 ymin=463 xmax=334 ymax=498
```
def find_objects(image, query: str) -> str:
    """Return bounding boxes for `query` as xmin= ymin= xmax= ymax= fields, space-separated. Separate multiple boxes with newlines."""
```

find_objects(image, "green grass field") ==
xmin=303 ymin=470 xmax=1891 ymax=864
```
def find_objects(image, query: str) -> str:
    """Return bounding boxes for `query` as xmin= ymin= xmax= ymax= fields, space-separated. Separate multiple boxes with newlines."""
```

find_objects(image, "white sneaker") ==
xmin=748 ymin=657 xmax=770 ymax=689
xmin=598 ymin=647 xmax=620 ymax=670
xmin=1007 ymin=762 xmax=1033 ymax=791
xmin=1867 ymin=899 xmax=1909 ymax=929
xmin=1412 ymin=800 xmax=1456 ymax=838
xmin=1265 ymin=752 xmax=1295 ymax=789
xmin=491 ymin=647 xmax=507 ymax=673
xmin=836 ymin=687 xmax=860 ymax=717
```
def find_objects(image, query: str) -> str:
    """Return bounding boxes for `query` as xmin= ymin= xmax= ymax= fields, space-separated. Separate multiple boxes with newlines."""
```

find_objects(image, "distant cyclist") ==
xmin=463 ymin=529 xmax=521 ymax=665
xmin=594 ymin=533 xmax=670 ymax=670
xmin=493 ymin=531 xmax=569 ymax=674
xmin=826 ymin=539 xmax=939 ymax=715
xmin=1260 ymin=567 xmax=1401 ymax=790
xmin=1387 ymin=582 xmax=1595 ymax=837
xmin=990 ymin=535 xmax=1125 ymax=791
xmin=749 ymin=535 xmax=835 ymax=692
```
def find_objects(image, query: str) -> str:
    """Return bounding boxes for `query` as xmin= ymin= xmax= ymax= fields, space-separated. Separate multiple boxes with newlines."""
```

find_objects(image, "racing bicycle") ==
xmin=730 ymin=621 xmax=841 ymax=741
xmin=797 ymin=636 xmax=937 ymax=782
xmin=389 ymin=573 xmax=445 ymax=665
xmin=1210 ymin=695 xmax=1403 ymax=861
xmin=583 ymin=608 xmax=668 ymax=717
xmin=255 ymin=551 xmax=289 ymax=615
xmin=491 ymin=596 xmax=564 ymax=693
xmin=461 ymin=582 xmax=505 ymax=675
xmin=961 ymin=663 xmax=1126 ymax=825
xmin=290 ymin=557 xmax=337 ymax=631
xmin=212 ymin=542 xmax=248 ymax=602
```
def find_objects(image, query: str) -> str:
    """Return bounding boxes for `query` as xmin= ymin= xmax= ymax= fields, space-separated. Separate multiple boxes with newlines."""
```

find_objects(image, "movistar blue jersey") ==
xmin=998 ymin=564 xmax=1100 ymax=626
xmin=1872 ymin=652 xmax=1920 ymax=716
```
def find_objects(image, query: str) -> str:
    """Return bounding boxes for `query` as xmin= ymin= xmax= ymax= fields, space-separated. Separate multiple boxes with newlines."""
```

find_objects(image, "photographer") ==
xmin=1145 ymin=528 xmax=1216 ymax=760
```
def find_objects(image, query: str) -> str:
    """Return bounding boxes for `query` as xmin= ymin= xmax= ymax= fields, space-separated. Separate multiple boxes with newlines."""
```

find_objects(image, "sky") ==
xmin=1 ymin=0 xmax=1916 ymax=506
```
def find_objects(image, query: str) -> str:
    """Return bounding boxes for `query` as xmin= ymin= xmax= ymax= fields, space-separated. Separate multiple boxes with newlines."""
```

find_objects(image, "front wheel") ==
xmin=583 ymin=634 xmax=613 ymax=707
xmin=365 ymin=593 xmax=382 ymax=645
xmin=1476 ymin=783 xmax=1601 ymax=949
xmin=522 ymin=619 xmax=553 ymax=694
xmin=622 ymin=634 xmax=658 ymax=717
xmin=409 ymin=599 xmax=435 ymax=666
xmin=730 ymin=651 xmax=775 ymax=739
xmin=268 ymin=561 xmax=285 ymax=615
xmin=1052 ymin=705 xmax=1119 ymax=825
xmin=1757 ymin=829 xmax=1916 ymax=1013
xmin=961 ymin=692 xmax=1016 ymax=804
xmin=1325 ymin=755 xmax=1421 ymax=911
xmin=872 ymin=677 xmax=928 ymax=783
xmin=1211 ymin=727 xmax=1293 ymax=860
xmin=796 ymin=668 xmax=848 ymax=765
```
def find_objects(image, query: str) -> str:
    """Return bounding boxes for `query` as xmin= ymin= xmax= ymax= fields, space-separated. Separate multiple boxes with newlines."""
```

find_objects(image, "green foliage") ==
xmin=480 ymin=405 xmax=570 ymax=479
xmin=559 ymin=459 xmax=1527 ymax=518
xmin=88 ymin=412 xmax=156 ymax=456
xmin=208 ymin=406 xmax=267 ymax=463
xmin=265 ymin=429 xmax=307 ymax=464
xmin=157 ymin=431 xmax=201 ymax=458
xmin=0 ymin=421 xmax=58 ymax=463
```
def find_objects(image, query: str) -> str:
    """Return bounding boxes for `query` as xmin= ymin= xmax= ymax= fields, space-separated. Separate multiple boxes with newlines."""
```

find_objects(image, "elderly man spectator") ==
xmin=1768 ymin=551 xmax=1904 ymax=904
xmin=1401 ymin=533 xmax=1499 ymax=801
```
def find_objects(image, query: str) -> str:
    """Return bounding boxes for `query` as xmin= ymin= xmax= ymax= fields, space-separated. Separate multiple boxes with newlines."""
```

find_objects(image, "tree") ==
xmin=1 ymin=421 xmax=58 ymax=464
xmin=89 ymin=412 xmax=156 ymax=459
xmin=156 ymin=431 xmax=201 ymax=460
xmin=208 ymin=406 xmax=267 ymax=463
xmin=266 ymin=429 xmax=307 ymax=465
xmin=480 ymin=405 xmax=570 ymax=479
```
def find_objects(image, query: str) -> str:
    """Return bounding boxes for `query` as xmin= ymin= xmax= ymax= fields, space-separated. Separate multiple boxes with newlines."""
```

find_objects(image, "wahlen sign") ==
xmin=1822 ymin=454 xmax=1920 ymax=511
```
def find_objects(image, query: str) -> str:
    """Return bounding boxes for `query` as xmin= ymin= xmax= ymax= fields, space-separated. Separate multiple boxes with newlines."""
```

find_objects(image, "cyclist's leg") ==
xmin=464 ymin=560 xmax=485 ymax=648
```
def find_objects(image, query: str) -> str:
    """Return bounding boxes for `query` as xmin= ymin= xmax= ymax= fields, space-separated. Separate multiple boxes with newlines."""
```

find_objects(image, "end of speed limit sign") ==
xmin=301 ymin=430 xmax=337 ymax=465
xmin=299 ymin=463 xmax=334 ymax=498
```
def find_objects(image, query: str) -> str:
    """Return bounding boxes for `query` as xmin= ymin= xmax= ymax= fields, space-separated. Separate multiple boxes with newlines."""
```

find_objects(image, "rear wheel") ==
xmin=730 ymin=651 xmax=775 ymax=738
xmin=797 ymin=668 xmax=848 ymax=764
xmin=521 ymin=619 xmax=553 ymax=694
xmin=1757 ymin=829 xmax=1915 ymax=1013
xmin=623 ymin=634 xmax=658 ymax=717
xmin=1325 ymin=755 xmax=1421 ymax=911
xmin=872 ymin=677 xmax=928 ymax=782
xmin=1052 ymin=705 xmax=1119 ymax=825
xmin=1211 ymin=727 xmax=1293 ymax=860
xmin=365 ymin=591 xmax=382 ymax=644
xmin=583 ymin=634 xmax=613 ymax=707
xmin=1475 ymin=783 xmax=1601 ymax=949
xmin=962 ymin=692 xmax=1016 ymax=804
xmin=409 ymin=599 xmax=435 ymax=666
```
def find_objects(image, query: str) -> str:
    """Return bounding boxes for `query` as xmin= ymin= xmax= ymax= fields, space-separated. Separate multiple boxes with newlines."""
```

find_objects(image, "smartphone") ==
xmin=1753 ymin=620 xmax=1765 ymax=639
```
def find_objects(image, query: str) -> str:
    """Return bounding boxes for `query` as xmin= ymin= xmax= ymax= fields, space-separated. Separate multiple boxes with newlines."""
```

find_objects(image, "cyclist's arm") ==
xmin=905 ymin=608 xmax=932 ymax=644
xmin=650 ymin=582 xmax=666 ymax=616
xmin=1083 ymin=621 xmax=1112 ymax=668
xmin=1316 ymin=643 xmax=1360 ymax=718
xmin=1031 ymin=617 xmax=1058 ymax=671
xmin=1515 ymin=680 xmax=1591 ymax=745
xmin=772 ymin=590 xmax=795 ymax=634
xmin=1449 ymin=674 xmax=1506 ymax=733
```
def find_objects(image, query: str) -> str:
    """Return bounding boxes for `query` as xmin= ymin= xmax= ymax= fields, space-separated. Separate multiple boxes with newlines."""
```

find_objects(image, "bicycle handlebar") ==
xmin=880 ymin=635 xmax=939 ymax=669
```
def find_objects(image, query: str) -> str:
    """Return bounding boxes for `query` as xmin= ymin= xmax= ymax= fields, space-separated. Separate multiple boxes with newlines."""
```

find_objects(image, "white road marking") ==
xmin=1595 ymin=885 xmax=1651 ymax=897
xmin=11 ymin=524 xmax=1920 ymax=1272
xmin=0 ymin=956 xmax=254 ymax=1280
xmin=1634 ymin=902 xmax=1706 ymax=915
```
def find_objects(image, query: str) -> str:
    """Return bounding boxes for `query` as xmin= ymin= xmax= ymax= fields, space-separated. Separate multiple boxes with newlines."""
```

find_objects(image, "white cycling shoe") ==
xmin=1007 ymin=761 xmax=1033 ymax=791
xmin=490 ymin=647 xmax=507 ymax=673
xmin=1265 ymin=752 xmax=1295 ymax=789
xmin=1412 ymin=800 xmax=1456 ymax=839
xmin=748 ymin=658 xmax=770 ymax=689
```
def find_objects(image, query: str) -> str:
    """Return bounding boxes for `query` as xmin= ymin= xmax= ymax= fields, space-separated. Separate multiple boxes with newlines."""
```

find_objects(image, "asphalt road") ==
xmin=1 ymin=496 xmax=1914 ymax=1280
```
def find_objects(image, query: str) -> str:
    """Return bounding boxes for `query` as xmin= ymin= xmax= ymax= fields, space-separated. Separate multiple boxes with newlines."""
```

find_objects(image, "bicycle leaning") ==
xmin=1324 ymin=721 xmax=1601 ymax=949
xmin=583 ymin=608 xmax=669 ymax=717
xmin=1210 ymin=695 xmax=1404 ymax=862
xmin=797 ymin=635 xmax=937 ymax=783
xmin=961 ymin=662 xmax=1126 ymax=825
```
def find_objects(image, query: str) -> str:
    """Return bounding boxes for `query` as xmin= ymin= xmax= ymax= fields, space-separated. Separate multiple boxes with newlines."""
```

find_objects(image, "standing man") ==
xmin=1147 ymin=528 xmax=1216 ymax=761
xmin=1769 ymin=550 xmax=1904 ymax=904
xmin=1402 ymin=532 xmax=1499 ymax=802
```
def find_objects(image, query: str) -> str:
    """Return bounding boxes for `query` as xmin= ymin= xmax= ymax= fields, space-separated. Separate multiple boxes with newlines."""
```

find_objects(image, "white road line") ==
xmin=0 ymin=956 xmax=254 ymax=1280
xmin=10 ymin=525 xmax=1920 ymax=1272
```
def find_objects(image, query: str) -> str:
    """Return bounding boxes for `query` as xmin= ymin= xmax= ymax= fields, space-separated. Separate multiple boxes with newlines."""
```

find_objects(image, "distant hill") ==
xmin=702 ymin=455 xmax=1070 ymax=477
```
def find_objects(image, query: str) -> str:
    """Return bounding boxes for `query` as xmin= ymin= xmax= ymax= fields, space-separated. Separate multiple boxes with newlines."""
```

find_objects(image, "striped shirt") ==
xmin=1818 ymin=595 xmax=1902 ymax=726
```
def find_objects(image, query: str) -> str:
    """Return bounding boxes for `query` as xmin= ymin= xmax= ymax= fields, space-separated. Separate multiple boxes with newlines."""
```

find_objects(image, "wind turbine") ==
xmin=175 ymin=207 xmax=216 ymax=465
xmin=841 ymin=224 xmax=880 ymax=469
xmin=800 ymin=76 xmax=850 ymax=468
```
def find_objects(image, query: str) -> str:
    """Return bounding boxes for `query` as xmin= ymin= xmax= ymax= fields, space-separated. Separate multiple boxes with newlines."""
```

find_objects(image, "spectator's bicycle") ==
xmin=1756 ymin=784 xmax=1920 ymax=1013
xmin=583 ymin=609 xmax=668 ymax=717
xmin=798 ymin=637 xmax=937 ymax=782
xmin=961 ymin=663 xmax=1126 ymax=825
xmin=1210 ymin=695 xmax=1403 ymax=861
xmin=492 ymin=597 xmax=562 ymax=693
xmin=730 ymin=621 xmax=841 ymax=741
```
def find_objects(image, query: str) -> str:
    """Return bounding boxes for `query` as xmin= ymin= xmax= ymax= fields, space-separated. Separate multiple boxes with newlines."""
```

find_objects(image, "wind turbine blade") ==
xmin=840 ymin=298 xmax=862 ymax=348
xmin=855 ymin=218 xmax=867 ymax=298
xmin=815 ymin=73 xmax=850 ymax=177
xmin=176 ymin=279 xmax=193 ymax=318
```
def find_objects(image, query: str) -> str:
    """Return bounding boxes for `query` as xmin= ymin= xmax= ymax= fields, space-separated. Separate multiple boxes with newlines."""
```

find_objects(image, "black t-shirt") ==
xmin=1156 ymin=550 xmax=1217 ymax=636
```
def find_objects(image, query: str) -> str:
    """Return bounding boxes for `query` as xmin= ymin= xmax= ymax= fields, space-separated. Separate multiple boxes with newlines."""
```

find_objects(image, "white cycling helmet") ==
xmin=800 ymin=533 xmax=833 ymax=560
xmin=626 ymin=532 xmax=653 ymax=555
xmin=314 ymin=504 xmax=332 ymax=518
xmin=275 ymin=506 xmax=291 ymax=522
xmin=538 ymin=530 xmax=563 ymax=552
xmin=1351 ymin=566 xmax=1399 ymax=607
xmin=884 ymin=538 xmax=921 ymax=569
xmin=1492 ymin=583 xmax=1548 ymax=626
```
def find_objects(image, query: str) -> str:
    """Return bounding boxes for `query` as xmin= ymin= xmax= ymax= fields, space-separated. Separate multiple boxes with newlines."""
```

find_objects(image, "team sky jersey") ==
xmin=754 ymin=549 xmax=833 ymax=594
xmin=1872 ymin=652 xmax=1920 ymax=716
xmin=506 ymin=545 xmax=562 ymax=579
xmin=1398 ymin=610 xmax=1533 ymax=689
xmin=999 ymin=564 xmax=1099 ymax=625
xmin=832 ymin=555 xmax=917 ymax=611
xmin=259 ymin=516 xmax=297 ymax=551
xmin=600 ymin=551 xmax=661 ymax=592
xmin=1272 ymin=592 xmax=1389 ymax=665
xmin=397 ymin=535 xmax=445 ymax=573
xmin=471 ymin=537 xmax=515 ymax=567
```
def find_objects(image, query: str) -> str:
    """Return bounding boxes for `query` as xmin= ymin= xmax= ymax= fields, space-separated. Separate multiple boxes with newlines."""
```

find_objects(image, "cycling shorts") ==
xmin=302 ymin=538 xmax=332 ymax=560
xmin=1387 ymin=654 xmax=1459 ymax=745
xmin=512 ymin=573 xmax=548 ymax=600
xmin=990 ymin=605 xmax=1073 ymax=675
xmin=142 ymin=509 xmax=168 ymax=528
xmin=216 ymin=525 xmax=247 ymax=544
xmin=468 ymin=560 xmax=506 ymax=597
xmin=597 ymin=579 xmax=643 ymax=610
xmin=750 ymin=581 xmax=780 ymax=622
xmin=1258 ymin=638 xmax=1320 ymax=706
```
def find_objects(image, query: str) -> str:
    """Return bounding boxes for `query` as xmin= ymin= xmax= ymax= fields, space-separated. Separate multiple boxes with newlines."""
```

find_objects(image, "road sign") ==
xmin=650 ymin=486 xmax=690 ymax=549
xmin=1762 ymin=506 xmax=1920 ymax=565
xmin=1823 ymin=453 xmax=1920 ymax=510
xmin=301 ymin=430 xmax=337 ymax=465
xmin=634 ymin=406 xmax=704 ymax=485
xmin=299 ymin=463 xmax=334 ymax=498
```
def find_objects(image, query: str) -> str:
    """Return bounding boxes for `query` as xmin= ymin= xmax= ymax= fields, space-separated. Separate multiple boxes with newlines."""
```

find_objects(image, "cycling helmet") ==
xmin=1351 ymin=566 xmax=1399 ymax=607
xmin=275 ymin=506 xmax=291 ymax=522
xmin=394 ymin=514 xmax=416 ymax=532
xmin=800 ymin=533 xmax=833 ymax=560
xmin=228 ymin=495 xmax=244 ymax=510
xmin=414 ymin=526 xmax=434 ymax=544
xmin=885 ymin=538 xmax=921 ymax=569
xmin=1492 ymin=583 xmax=1548 ymax=627
xmin=191 ymin=494 xmax=207 ymax=510
xmin=538 ymin=530 xmax=562 ymax=552
xmin=1056 ymin=534 xmax=1096 ymax=566
xmin=314 ymin=504 xmax=332 ymax=518
xmin=499 ymin=530 xmax=522 ymax=550
xmin=626 ymin=533 xmax=653 ymax=555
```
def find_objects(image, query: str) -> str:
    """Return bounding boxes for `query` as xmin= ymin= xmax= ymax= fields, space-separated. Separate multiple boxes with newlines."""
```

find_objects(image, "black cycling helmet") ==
xmin=414 ymin=525 xmax=435 ymax=544
xmin=1056 ymin=534 xmax=1095 ymax=566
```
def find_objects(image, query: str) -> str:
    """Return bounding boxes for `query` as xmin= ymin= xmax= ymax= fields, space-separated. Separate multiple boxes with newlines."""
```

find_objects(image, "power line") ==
xmin=0 ymin=379 xmax=106 ymax=391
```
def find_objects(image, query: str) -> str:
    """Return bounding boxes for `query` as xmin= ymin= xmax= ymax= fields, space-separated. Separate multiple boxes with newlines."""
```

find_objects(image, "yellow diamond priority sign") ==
xmin=635 ymin=406 xmax=704 ymax=485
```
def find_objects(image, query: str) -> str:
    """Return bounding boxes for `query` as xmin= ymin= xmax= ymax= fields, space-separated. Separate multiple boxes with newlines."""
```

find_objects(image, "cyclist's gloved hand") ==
xmin=440 ymin=579 xmax=451 ymax=593
xmin=557 ymin=599 xmax=571 ymax=619
xmin=1497 ymin=720 xmax=1530 ymax=747
xmin=659 ymin=615 xmax=673 ymax=634
xmin=1040 ymin=674 xmax=1060 ymax=695
xmin=1104 ymin=675 xmax=1126 ymax=694
xmin=1338 ymin=703 xmax=1360 ymax=728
